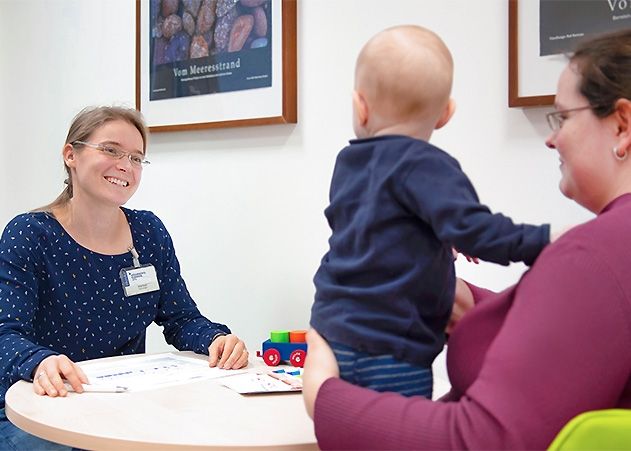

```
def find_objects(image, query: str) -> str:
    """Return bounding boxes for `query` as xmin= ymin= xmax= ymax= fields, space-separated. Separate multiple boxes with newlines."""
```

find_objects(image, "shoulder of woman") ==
xmin=535 ymin=213 xmax=631 ymax=298
xmin=122 ymin=208 xmax=165 ymax=227
xmin=0 ymin=212 xmax=56 ymax=261
xmin=556 ymin=203 xmax=631 ymax=251
xmin=123 ymin=208 xmax=171 ymax=245
xmin=2 ymin=211 xmax=53 ymax=238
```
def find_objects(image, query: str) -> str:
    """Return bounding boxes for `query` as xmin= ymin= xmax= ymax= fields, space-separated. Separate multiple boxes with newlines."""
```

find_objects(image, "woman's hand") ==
xmin=32 ymin=354 xmax=88 ymax=397
xmin=446 ymin=278 xmax=475 ymax=335
xmin=208 ymin=334 xmax=249 ymax=369
xmin=302 ymin=328 xmax=340 ymax=419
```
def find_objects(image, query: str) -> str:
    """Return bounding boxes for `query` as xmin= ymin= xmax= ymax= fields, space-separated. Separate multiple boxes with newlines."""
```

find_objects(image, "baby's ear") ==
xmin=435 ymin=98 xmax=456 ymax=130
xmin=352 ymin=90 xmax=369 ymax=126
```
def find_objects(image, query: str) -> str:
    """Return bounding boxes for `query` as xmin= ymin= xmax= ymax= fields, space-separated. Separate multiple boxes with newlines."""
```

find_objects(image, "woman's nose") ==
xmin=545 ymin=133 xmax=557 ymax=150
xmin=116 ymin=157 xmax=132 ymax=171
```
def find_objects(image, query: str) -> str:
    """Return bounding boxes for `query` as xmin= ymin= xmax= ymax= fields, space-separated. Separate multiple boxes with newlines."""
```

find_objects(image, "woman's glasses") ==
xmin=72 ymin=141 xmax=150 ymax=167
xmin=545 ymin=106 xmax=593 ymax=131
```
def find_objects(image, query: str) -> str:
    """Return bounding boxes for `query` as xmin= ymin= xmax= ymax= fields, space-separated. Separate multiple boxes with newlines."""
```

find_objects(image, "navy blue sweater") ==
xmin=0 ymin=208 xmax=230 ymax=407
xmin=311 ymin=135 xmax=550 ymax=367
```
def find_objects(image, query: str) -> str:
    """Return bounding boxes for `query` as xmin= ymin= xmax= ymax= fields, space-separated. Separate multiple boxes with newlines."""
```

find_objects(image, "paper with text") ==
xmin=221 ymin=371 xmax=302 ymax=394
xmin=80 ymin=353 xmax=244 ymax=392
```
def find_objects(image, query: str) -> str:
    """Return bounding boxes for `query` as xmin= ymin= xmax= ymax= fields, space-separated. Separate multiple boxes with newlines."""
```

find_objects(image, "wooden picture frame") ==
xmin=508 ymin=0 xmax=558 ymax=108
xmin=135 ymin=0 xmax=297 ymax=132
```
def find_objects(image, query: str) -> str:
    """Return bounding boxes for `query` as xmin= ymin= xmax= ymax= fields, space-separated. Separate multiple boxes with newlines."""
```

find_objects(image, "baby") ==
xmin=310 ymin=25 xmax=551 ymax=398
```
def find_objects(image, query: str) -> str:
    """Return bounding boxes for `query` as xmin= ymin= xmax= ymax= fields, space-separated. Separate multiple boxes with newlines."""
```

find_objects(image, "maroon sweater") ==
xmin=314 ymin=194 xmax=631 ymax=450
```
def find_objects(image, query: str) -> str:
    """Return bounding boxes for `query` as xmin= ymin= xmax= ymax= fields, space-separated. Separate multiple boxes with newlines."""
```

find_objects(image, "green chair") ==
xmin=548 ymin=409 xmax=631 ymax=450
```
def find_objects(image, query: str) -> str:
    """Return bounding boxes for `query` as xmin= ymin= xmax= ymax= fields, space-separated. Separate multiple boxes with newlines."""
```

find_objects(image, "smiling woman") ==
xmin=0 ymin=106 xmax=250 ymax=450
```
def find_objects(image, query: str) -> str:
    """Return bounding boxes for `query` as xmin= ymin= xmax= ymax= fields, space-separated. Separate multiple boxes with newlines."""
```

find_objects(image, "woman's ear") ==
xmin=614 ymin=98 xmax=631 ymax=153
xmin=62 ymin=143 xmax=76 ymax=168
xmin=614 ymin=98 xmax=631 ymax=132
xmin=435 ymin=98 xmax=456 ymax=130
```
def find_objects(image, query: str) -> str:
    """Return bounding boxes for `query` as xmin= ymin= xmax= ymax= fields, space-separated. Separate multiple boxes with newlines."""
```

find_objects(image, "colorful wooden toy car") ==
xmin=256 ymin=330 xmax=307 ymax=367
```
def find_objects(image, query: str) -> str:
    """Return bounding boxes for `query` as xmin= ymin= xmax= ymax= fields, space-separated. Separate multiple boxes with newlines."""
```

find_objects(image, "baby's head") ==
xmin=353 ymin=25 xmax=454 ymax=139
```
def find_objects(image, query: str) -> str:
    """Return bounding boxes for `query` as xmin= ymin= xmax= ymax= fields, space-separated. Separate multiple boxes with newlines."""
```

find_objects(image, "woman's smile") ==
xmin=104 ymin=176 xmax=129 ymax=187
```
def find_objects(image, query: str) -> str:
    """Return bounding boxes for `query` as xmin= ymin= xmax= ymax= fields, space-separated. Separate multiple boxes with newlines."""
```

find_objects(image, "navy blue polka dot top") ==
xmin=0 ymin=208 xmax=230 ymax=407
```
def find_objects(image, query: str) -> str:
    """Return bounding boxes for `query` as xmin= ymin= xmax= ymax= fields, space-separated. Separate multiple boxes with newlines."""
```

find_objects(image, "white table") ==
xmin=5 ymin=352 xmax=317 ymax=450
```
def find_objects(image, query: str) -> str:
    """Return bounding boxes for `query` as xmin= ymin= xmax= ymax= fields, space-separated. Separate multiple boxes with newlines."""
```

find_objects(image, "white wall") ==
xmin=0 ymin=0 xmax=593 ymax=356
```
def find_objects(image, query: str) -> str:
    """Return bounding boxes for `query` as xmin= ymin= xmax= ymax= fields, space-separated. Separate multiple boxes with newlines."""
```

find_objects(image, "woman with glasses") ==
xmin=302 ymin=29 xmax=631 ymax=450
xmin=0 ymin=106 xmax=249 ymax=450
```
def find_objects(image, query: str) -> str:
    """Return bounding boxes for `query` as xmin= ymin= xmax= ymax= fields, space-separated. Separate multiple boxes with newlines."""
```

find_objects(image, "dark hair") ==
xmin=33 ymin=106 xmax=149 ymax=213
xmin=571 ymin=29 xmax=631 ymax=118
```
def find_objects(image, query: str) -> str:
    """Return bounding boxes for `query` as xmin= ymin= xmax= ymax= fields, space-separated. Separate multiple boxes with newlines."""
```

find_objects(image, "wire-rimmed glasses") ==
xmin=545 ymin=106 xmax=594 ymax=132
xmin=72 ymin=141 xmax=150 ymax=167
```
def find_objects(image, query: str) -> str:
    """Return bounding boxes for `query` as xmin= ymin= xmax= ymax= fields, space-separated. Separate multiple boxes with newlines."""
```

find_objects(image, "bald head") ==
xmin=355 ymin=25 xmax=453 ymax=127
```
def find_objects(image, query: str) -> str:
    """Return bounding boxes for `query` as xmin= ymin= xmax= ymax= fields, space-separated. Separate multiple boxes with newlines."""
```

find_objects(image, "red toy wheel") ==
xmin=289 ymin=349 xmax=306 ymax=368
xmin=263 ymin=348 xmax=281 ymax=366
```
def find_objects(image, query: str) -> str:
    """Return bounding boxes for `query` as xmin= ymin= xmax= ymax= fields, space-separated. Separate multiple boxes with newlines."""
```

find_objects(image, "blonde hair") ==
xmin=34 ymin=106 xmax=149 ymax=213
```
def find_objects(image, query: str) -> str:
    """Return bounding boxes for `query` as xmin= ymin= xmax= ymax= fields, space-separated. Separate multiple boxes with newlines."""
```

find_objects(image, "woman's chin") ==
xmin=559 ymin=181 xmax=573 ymax=200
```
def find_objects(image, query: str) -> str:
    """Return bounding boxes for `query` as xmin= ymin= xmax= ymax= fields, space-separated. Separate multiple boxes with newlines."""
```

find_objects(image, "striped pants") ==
xmin=331 ymin=342 xmax=433 ymax=398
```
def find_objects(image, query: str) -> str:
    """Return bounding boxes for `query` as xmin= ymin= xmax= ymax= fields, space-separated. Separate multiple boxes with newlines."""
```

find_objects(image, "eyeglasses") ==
xmin=545 ymin=105 xmax=593 ymax=132
xmin=72 ymin=141 xmax=150 ymax=167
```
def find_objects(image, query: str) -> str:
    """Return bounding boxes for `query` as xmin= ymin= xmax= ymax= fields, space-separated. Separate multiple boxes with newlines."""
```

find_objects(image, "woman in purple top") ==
xmin=302 ymin=29 xmax=631 ymax=450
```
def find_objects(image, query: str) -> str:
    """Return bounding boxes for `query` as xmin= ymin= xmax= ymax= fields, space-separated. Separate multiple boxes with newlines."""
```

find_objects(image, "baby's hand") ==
xmin=452 ymin=248 xmax=479 ymax=264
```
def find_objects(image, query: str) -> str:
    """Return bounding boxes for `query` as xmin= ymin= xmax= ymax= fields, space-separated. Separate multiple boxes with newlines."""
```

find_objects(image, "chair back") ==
xmin=548 ymin=409 xmax=631 ymax=450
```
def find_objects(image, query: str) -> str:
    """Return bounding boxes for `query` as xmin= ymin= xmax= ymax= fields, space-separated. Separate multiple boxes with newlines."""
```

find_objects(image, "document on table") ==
xmin=80 ymin=353 xmax=244 ymax=392
xmin=221 ymin=370 xmax=303 ymax=394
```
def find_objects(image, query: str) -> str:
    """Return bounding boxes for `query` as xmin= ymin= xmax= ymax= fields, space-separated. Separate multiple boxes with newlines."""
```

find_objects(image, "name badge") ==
xmin=119 ymin=264 xmax=160 ymax=297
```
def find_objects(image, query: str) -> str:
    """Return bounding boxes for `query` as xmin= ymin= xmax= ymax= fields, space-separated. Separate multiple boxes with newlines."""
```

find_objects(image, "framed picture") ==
xmin=508 ymin=0 xmax=559 ymax=107
xmin=135 ymin=0 xmax=297 ymax=132
xmin=509 ymin=0 xmax=631 ymax=108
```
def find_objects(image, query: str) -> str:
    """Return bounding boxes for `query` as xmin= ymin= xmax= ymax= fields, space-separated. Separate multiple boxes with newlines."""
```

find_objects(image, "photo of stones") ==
xmin=149 ymin=0 xmax=273 ymax=101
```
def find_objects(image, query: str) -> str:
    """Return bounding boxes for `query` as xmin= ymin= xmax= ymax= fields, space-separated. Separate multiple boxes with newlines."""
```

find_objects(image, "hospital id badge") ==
xmin=119 ymin=264 xmax=160 ymax=297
